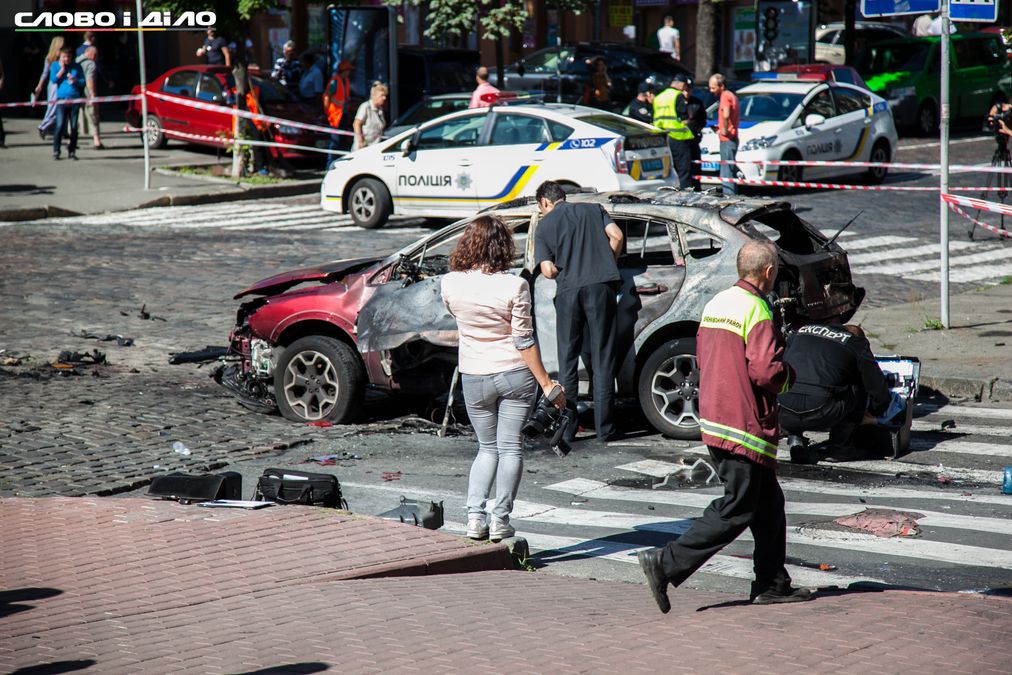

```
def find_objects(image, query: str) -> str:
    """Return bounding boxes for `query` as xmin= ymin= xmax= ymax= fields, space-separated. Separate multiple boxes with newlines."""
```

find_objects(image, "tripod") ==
xmin=969 ymin=137 xmax=1012 ymax=240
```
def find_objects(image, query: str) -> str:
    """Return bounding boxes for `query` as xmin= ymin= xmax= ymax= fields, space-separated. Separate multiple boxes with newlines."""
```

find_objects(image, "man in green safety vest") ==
xmin=652 ymin=72 xmax=694 ymax=189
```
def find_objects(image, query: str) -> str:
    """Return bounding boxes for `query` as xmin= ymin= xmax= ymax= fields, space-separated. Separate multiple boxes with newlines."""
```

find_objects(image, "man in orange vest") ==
xmin=323 ymin=60 xmax=354 ymax=169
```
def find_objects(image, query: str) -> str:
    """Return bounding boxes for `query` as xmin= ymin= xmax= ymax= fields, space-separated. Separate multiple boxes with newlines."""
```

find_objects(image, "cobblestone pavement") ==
xmin=0 ymin=222 xmax=428 ymax=497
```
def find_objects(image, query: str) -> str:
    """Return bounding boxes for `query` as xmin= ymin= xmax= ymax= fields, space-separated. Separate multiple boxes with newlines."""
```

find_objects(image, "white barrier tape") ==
xmin=123 ymin=124 xmax=347 ymax=156
xmin=940 ymin=192 xmax=1012 ymax=218
xmin=696 ymin=158 xmax=1012 ymax=176
xmin=145 ymin=90 xmax=352 ymax=137
xmin=696 ymin=176 xmax=996 ymax=192
xmin=945 ymin=200 xmax=1012 ymax=238
xmin=0 ymin=93 xmax=140 ymax=109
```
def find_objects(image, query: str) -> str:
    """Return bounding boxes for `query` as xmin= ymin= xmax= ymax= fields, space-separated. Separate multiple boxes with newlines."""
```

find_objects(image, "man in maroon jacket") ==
xmin=637 ymin=240 xmax=813 ymax=612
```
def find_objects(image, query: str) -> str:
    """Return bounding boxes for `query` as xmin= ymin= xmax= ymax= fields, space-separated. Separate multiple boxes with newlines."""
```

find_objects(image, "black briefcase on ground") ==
xmin=378 ymin=496 xmax=444 ymax=530
xmin=253 ymin=468 xmax=348 ymax=509
xmin=147 ymin=471 xmax=242 ymax=503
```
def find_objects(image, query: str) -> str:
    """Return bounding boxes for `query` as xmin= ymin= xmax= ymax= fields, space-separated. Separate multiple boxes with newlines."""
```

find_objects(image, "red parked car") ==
xmin=125 ymin=65 xmax=329 ymax=158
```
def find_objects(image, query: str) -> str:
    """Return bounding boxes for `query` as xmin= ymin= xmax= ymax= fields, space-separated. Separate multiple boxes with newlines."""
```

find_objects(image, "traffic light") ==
xmin=763 ymin=7 xmax=779 ymax=43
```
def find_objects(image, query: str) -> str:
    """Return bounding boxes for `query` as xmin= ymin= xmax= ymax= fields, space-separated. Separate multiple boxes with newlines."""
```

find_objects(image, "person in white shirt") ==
xmin=441 ymin=215 xmax=565 ymax=543
xmin=911 ymin=13 xmax=933 ymax=37
xmin=657 ymin=15 xmax=681 ymax=60
xmin=352 ymin=81 xmax=388 ymax=151
xmin=928 ymin=14 xmax=956 ymax=35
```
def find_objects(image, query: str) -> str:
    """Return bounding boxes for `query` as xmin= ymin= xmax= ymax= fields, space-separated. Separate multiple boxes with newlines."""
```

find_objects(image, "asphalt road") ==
xmin=1 ymin=133 xmax=1011 ymax=600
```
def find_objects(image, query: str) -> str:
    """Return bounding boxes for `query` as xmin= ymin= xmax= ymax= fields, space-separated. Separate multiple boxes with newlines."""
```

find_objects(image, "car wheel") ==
xmin=143 ymin=115 xmax=167 ymax=149
xmin=864 ymin=140 xmax=890 ymax=185
xmin=637 ymin=337 xmax=701 ymax=440
xmin=777 ymin=151 xmax=803 ymax=185
xmin=916 ymin=102 xmax=938 ymax=137
xmin=274 ymin=336 xmax=365 ymax=423
xmin=348 ymin=178 xmax=392 ymax=229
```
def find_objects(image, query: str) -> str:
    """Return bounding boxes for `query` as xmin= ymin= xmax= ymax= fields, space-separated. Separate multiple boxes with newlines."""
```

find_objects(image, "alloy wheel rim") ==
xmin=351 ymin=187 xmax=376 ymax=221
xmin=145 ymin=119 xmax=159 ymax=145
xmin=871 ymin=147 xmax=887 ymax=178
xmin=650 ymin=353 xmax=700 ymax=430
xmin=282 ymin=349 xmax=340 ymax=421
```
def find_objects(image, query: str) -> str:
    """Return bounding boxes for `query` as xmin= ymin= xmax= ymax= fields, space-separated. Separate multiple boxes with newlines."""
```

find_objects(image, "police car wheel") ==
xmin=144 ymin=115 xmax=167 ymax=149
xmin=638 ymin=337 xmax=701 ymax=440
xmin=777 ymin=152 xmax=803 ymax=184
xmin=864 ymin=141 xmax=890 ymax=185
xmin=348 ymin=178 xmax=392 ymax=229
xmin=274 ymin=336 xmax=365 ymax=423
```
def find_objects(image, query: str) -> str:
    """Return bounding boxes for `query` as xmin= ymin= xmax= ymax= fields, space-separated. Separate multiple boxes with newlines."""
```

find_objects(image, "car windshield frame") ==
xmin=723 ymin=91 xmax=805 ymax=123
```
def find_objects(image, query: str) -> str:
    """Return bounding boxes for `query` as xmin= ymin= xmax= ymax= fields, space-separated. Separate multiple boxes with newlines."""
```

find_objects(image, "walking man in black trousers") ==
xmin=533 ymin=181 xmax=624 ymax=443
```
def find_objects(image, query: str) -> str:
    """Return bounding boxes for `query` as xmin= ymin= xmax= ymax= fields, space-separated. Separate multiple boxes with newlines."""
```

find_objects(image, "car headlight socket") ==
xmin=740 ymin=135 xmax=777 ymax=152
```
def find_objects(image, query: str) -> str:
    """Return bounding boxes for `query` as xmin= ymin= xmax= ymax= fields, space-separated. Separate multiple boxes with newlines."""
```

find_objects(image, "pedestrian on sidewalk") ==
xmin=657 ymin=15 xmax=681 ymax=61
xmin=469 ymin=66 xmax=499 ymax=109
xmin=351 ymin=81 xmax=387 ymax=151
xmin=638 ymin=240 xmax=813 ymax=612
xmin=50 ymin=47 xmax=85 ymax=160
xmin=534 ymin=180 xmax=625 ymax=444
xmin=271 ymin=41 xmax=303 ymax=97
xmin=34 ymin=36 xmax=65 ymax=139
xmin=709 ymin=74 xmax=740 ymax=196
xmin=441 ymin=215 xmax=565 ymax=543
xmin=76 ymin=46 xmax=104 ymax=149
xmin=323 ymin=60 xmax=353 ymax=169
xmin=196 ymin=26 xmax=230 ymax=67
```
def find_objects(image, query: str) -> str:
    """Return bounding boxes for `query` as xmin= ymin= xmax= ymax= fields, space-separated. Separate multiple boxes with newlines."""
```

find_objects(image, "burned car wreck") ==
xmin=215 ymin=190 xmax=864 ymax=439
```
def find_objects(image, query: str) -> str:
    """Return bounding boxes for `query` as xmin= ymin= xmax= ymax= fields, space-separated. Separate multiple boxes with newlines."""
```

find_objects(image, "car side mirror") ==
xmin=805 ymin=113 xmax=826 ymax=128
xmin=401 ymin=137 xmax=415 ymax=156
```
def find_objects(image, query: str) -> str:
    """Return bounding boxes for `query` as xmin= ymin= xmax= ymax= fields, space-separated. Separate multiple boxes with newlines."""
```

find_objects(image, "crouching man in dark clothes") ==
xmin=778 ymin=323 xmax=894 ymax=464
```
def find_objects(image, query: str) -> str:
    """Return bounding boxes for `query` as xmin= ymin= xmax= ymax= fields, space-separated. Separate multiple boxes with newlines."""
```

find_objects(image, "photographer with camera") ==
xmin=987 ymin=101 xmax=1012 ymax=137
xmin=777 ymin=323 xmax=895 ymax=464
xmin=441 ymin=216 xmax=565 ymax=543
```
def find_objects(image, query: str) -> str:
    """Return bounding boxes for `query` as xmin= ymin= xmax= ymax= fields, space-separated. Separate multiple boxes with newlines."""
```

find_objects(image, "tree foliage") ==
xmin=389 ymin=0 xmax=589 ymax=44
xmin=146 ymin=0 xmax=282 ymax=39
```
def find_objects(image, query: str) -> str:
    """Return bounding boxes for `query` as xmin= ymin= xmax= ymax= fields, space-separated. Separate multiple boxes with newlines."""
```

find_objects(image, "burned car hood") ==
xmin=234 ymin=256 xmax=383 ymax=299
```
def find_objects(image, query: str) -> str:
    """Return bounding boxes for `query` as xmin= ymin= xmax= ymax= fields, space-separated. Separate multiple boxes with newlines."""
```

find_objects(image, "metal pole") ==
xmin=135 ymin=0 xmax=150 ymax=190
xmin=939 ymin=0 xmax=951 ymax=328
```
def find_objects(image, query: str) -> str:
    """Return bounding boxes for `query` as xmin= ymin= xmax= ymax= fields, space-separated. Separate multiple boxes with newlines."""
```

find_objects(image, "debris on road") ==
xmin=168 ymin=346 xmax=228 ymax=365
xmin=74 ymin=330 xmax=135 ymax=347
xmin=832 ymin=508 xmax=923 ymax=538
xmin=0 ymin=350 xmax=31 ymax=366
xmin=381 ymin=471 xmax=402 ymax=482
xmin=377 ymin=496 xmax=444 ymax=529
xmin=306 ymin=452 xmax=361 ymax=465
xmin=56 ymin=349 xmax=107 ymax=365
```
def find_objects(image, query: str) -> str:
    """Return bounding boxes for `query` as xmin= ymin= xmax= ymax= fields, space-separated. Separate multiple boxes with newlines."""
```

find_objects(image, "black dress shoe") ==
xmin=53 ymin=153 xmax=60 ymax=161
xmin=68 ymin=152 xmax=78 ymax=160
xmin=637 ymin=549 xmax=671 ymax=614
xmin=751 ymin=586 xmax=813 ymax=605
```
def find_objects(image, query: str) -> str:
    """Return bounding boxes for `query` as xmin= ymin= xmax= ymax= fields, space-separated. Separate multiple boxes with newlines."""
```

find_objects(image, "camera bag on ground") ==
xmin=377 ymin=496 xmax=444 ymax=530
xmin=148 ymin=471 xmax=242 ymax=503
xmin=253 ymin=468 xmax=348 ymax=509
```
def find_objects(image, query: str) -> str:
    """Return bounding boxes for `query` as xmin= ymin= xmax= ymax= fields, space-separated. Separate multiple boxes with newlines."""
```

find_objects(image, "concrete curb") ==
xmin=308 ymin=539 xmax=515 ymax=582
xmin=919 ymin=375 xmax=1012 ymax=402
xmin=0 ymin=205 xmax=82 ymax=222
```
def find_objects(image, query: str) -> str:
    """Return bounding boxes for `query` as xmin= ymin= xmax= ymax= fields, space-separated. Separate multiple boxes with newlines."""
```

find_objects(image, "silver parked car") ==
xmin=815 ymin=22 xmax=908 ymax=65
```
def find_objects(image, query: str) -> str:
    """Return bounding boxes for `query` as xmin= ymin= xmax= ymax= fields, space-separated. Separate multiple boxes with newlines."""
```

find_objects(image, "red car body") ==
xmin=126 ymin=65 xmax=329 ymax=158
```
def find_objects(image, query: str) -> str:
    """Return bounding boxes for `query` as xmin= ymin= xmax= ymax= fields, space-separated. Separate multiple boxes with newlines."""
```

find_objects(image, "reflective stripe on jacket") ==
xmin=652 ymin=88 xmax=693 ymax=141
xmin=696 ymin=281 xmax=794 ymax=468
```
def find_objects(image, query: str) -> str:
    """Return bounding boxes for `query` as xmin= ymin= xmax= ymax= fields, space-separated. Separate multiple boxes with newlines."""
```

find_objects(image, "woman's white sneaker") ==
xmin=466 ymin=519 xmax=489 ymax=540
xmin=489 ymin=520 xmax=515 ymax=542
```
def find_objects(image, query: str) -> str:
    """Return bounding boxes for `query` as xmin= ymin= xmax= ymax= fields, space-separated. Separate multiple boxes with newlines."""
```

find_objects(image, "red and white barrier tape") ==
xmin=0 ymin=93 xmax=140 ymax=109
xmin=696 ymin=157 xmax=1012 ymax=175
xmin=696 ymin=176 xmax=997 ymax=192
xmin=123 ymin=125 xmax=347 ymax=156
xmin=945 ymin=199 xmax=1012 ymax=238
xmin=940 ymin=192 xmax=1012 ymax=219
xmin=145 ymin=90 xmax=352 ymax=137
xmin=123 ymin=124 xmax=230 ymax=145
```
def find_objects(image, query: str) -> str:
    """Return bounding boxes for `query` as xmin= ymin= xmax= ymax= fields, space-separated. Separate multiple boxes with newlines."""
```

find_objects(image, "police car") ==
xmin=699 ymin=74 xmax=898 ymax=187
xmin=321 ymin=95 xmax=677 ymax=229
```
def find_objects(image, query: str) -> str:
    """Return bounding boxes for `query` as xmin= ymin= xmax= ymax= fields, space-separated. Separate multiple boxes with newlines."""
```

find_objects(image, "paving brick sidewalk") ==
xmin=2 ymin=498 xmax=1009 ymax=674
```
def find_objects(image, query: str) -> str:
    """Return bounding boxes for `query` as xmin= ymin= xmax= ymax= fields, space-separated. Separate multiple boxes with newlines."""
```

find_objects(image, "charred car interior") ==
xmin=214 ymin=190 xmax=864 ymax=440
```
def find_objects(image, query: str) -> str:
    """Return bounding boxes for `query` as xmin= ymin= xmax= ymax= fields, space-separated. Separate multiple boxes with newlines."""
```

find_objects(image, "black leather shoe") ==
xmin=788 ymin=435 xmax=816 ymax=465
xmin=637 ymin=549 xmax=671 ymax=614
xmin=751 ymin=587 xmax=813 ymax=605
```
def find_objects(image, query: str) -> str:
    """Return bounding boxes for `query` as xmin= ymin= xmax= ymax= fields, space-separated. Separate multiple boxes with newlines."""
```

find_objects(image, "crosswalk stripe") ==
xmin=912 ymin=420 xmax=1010 ymax=438
xmin=545 ymin=478 xmax=1012 ymax=536
xmin=777 ymin=476 xmax=1012 ymax=506
xmin=441 ymin=521 xmax=888 ymax=588
xmin=838 ymin=235 xmax=918 ymax=251
xmin=916 ymin=404 xmax=1012 ymax=421
xmin=221 ymin=216 xmax=347 ymax=231
xmin=910 ymin=438 xmax=1012 ymax=458
xmin=909 ymin=261 xmax=1012 ymax=284
xmin=846 ymin=241 xmax=977 ymax=265
xmin=509 ymin=499 xmax=1012 ymax=569
xmin=857 ymin=246 xmax=1011 ymax=276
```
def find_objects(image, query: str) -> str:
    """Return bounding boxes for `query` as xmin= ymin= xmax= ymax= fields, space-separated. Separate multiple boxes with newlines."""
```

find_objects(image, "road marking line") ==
xmin=917 ymin=404 xmax=1012 ymax=420
xmin=908 ymin=438 xmax=1012 ymax=458
xmin=777 ymin=476 xmax=1012 ymax=505
xmin=442 ymin=521 xmax=887 ymax=588
xmin=912 ymin=419 xmax=1012 ymax=438
xmin=899 ymin=138 xmax=992 ymax=151
xmin=858 ymin=246 xmax=1011 ymax=276
xmin=545 ymin=479 xmax=1012 ymax=535
xmin=909 ymin=261 xmax=1012 ymax=284
xmin=837 ymin=235 xmax=919 ymax=251
xmin=221 ymin=216 xmax=347 ymax=231
xmin=847 ymin=241 xmax=977 ymax=265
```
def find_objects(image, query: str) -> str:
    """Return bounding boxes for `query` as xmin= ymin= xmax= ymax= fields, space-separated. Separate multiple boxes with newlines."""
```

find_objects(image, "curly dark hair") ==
xmin=449 ymin=215 xmax=515 ymax=274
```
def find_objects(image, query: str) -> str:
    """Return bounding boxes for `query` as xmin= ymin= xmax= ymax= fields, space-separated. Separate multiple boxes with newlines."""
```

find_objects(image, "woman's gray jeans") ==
xmin=461 ymin=367 xmax=537 ymax=524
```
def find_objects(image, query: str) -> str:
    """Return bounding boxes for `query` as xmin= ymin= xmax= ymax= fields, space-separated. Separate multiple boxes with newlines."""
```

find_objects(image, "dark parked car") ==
xmin=397 ymin=48 xmax=480 ymax=114
xmin=216 ymin=190 xmax=864 ymax=440
xmin=494 ymin=43 xmax=692 ymax=108
xmin=384 ymin=92 xmax=472 ymax=138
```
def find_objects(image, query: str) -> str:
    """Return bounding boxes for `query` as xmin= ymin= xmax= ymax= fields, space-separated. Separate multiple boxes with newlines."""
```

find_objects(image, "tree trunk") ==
xmin=843 ymin=0 xmax=857 ymax=66
xmin=232 ymin=62 xmax=247 ymax=180
xmin=496 ymin=36 xmax=504 ymax=88
xmin=695 ymin=0 xmax=717 ymax=82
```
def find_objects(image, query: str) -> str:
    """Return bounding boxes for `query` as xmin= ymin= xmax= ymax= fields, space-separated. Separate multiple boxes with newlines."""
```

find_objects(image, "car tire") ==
xmin=274 ymin=336 xmax=365 ymax=423
xmin=637 ymin=337 xmax=701 ymax=440
xmin=864 ymin=140 xmax=890 ymax=185
xmin=916 ymin=101 xmax=938 ymax=137
xmin=143 ymin=115 xmax=167 ymax=149
xmin=777 ymin=150 xmax=803 ymax=185
xmin=348 ymin=178 xmax=392 ymax=229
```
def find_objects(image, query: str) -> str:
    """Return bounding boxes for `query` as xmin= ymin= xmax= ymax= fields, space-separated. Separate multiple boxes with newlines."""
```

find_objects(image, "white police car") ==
xmin=699 ymin=74 xmax=898 ymax=187
xmin=321 ymin=96 xmax=677 ymax=229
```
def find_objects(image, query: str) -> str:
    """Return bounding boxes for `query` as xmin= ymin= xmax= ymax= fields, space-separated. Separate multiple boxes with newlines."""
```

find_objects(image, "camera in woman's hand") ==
xmin=522 ymin=396 xmax=576 ymax=457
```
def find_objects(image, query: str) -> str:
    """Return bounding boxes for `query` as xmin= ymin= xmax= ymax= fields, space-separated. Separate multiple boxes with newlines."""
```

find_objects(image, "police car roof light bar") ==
xmin=480 ymin=90 xmax=547 ymax=107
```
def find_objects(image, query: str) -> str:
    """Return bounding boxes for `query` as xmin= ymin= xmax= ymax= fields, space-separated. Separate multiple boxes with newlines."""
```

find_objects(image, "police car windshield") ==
xmin=859 ymin=42 xmax=930 ymax=75
xmin=736 ymin=92 xmax=805 ymax=122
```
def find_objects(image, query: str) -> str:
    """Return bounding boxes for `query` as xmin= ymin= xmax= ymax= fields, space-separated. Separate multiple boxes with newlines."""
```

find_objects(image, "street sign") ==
xmin=949 ymin=0 xmax=997 ymax=22
xmin=861 ymin=0 xmax=939 ymax=17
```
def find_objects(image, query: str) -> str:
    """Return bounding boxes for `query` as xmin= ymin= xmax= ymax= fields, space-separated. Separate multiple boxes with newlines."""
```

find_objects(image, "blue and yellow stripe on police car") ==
xmin=395 ymin=165 xmax=540 ymax=203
